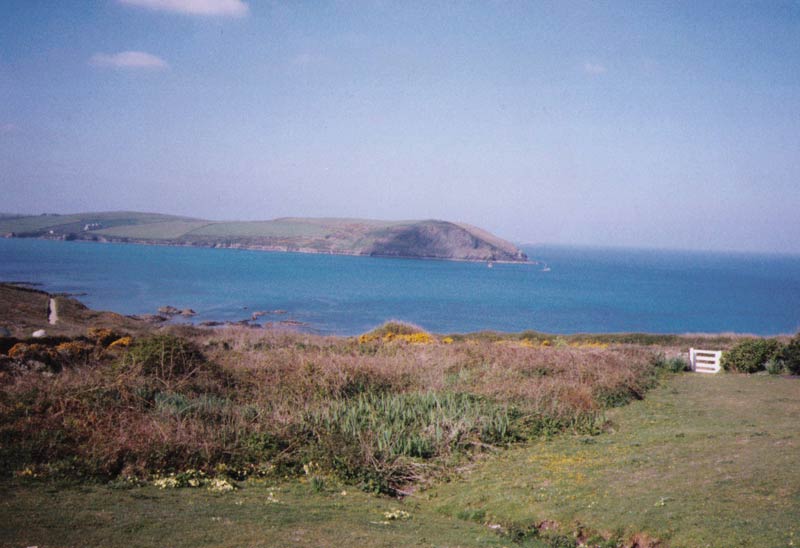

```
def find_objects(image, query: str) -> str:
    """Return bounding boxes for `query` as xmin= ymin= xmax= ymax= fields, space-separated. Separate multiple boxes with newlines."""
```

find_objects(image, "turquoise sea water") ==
xmin=1 ymin=238 xmax=799 ymax=336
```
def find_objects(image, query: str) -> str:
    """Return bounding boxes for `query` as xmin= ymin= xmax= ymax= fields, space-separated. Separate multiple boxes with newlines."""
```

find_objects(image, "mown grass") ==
xmin=430 ymin=374 xmax=800 ymax=547
xmin=0 ymin=479 xmax=519 ymax=548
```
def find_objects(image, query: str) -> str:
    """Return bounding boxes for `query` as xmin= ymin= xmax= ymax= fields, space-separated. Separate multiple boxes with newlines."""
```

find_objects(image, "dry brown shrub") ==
xmin=1 ymin=327 xmax=662 ymax=484
xmin=200 ymin=328 xmax=657 ymax=427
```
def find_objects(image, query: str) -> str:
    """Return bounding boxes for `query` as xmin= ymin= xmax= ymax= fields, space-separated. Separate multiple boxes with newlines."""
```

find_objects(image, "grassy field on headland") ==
xmin=0 ymin=211 xmax=529 ymax=262
xmin=1 ymin=285 xmax=798 ymax=547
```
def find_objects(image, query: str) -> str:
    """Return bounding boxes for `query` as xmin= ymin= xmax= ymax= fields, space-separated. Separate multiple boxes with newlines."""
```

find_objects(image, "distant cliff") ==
xmin=0 ymin=212 xmax=529 ymax=263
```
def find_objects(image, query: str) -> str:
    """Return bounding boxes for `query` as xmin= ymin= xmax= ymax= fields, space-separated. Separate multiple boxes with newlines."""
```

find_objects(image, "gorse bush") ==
xmin=119 ymin=334 xmax=207 ymax=383
xmin=721 ymin=339 xmax=783 ymax=373
xmin=367 ymin=321 xmax=427 ymax=337
xmin=780 ymin=333 xmax=800 ymax=374
xmin=357 ymin=321 xmax=435 ymax=344
xmin=87 ymin=327 xmax=122 ymax=347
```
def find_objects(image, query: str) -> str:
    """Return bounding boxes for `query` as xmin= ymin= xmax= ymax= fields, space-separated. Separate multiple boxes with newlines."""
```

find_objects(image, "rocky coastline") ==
xmin=1 ymin=212 xmax=531 ymax=264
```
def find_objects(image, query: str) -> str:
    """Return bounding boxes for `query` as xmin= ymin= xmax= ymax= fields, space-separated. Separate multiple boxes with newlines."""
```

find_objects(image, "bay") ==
xmin=1 ymin=238 xmax=798 ymax=336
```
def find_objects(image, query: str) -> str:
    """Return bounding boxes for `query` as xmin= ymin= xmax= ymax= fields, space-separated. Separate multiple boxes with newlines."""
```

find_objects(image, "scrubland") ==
xmin=1 ymin=323 xmax=663 ymax=494
xmin=2 ymin=321 xmax=798 ymax=547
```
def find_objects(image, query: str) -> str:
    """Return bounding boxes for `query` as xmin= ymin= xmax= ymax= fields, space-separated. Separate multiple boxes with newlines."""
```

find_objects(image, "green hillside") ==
xmin=1 ymin=211 xmax=529 ymax=263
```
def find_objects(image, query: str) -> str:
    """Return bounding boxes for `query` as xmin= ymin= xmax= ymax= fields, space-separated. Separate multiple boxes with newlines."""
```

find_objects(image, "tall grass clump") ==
xmin=302 ymin=392 xmax=520 ymax=491
xmin=651 ymin=354 xmax=688 ymax=374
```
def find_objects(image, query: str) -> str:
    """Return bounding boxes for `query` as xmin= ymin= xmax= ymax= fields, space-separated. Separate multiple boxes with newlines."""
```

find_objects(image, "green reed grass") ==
xmin=305 ymin=391 xmax=519 ymax=459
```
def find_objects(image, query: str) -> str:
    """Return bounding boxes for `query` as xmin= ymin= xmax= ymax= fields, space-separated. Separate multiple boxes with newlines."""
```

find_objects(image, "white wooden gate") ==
xmin=689 ymin=348 xmax=722 ymax=374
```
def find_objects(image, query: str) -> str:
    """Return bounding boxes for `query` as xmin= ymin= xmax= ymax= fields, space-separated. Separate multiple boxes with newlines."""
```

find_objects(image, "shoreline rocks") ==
xmin=158 ymin=305 xmax=180 ymax=316
xmin=157 ymin=305 xmax=196 ymax=318
xmin=132 ymin=314 xmax=168 ymax=323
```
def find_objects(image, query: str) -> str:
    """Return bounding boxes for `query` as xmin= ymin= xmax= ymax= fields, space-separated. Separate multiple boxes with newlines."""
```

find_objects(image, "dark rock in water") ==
xmin=224 ymin=320 xmax=251 ymax=327
xmin=158 ymin=305 xmax=180 ymax=316
xmin=224 ymin=319 xmax=262 ymax=329
xmin=251 ymin=311 xmax=267 ymax=320
xmin=133 ymin=314 xmax=168 ymax=323
xmin=180 ymin=308 xmax=196 ymax=317
xmin=279 ymin=319 xmax=306 ymax=326
xmin=199 ymin=320 xmax=223 ymax=327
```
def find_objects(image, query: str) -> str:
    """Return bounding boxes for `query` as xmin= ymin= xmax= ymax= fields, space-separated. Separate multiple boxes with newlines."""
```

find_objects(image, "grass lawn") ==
xmin=0 ymin=479 xmax=517 ymax=548
xmin=2 ymin=374 xmax=797 ymax=548
xmin=431 ymin=374 xmax=800 ymax=547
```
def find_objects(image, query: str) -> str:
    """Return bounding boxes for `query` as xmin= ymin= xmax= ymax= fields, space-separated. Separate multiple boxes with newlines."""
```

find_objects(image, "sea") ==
xmin=1 ymin=237 xmax=799 ymax=336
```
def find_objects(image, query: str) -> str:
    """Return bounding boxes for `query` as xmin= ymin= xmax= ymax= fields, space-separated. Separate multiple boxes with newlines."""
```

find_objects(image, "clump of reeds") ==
xmin=300 ymin=391 xmax=521 ymax=491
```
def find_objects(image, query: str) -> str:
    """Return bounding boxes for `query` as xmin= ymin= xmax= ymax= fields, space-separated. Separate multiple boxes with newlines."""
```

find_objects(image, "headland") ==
xmin=0 ymin=211 xmax=529 ymax=263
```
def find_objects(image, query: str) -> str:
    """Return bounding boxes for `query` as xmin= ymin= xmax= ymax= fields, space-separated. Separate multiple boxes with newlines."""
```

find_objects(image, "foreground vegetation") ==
xmin=721 ymin=335 xmax=800 ymax=374
xmin=1 ymin=323 xmax=662 ymax=494
xmin=431 ymin=374 xmax=800 ymax=547
xmin=2 ymin=374 xmax=797 ymax=548
xmin=3 ymin=286 xmax=797 ymax=547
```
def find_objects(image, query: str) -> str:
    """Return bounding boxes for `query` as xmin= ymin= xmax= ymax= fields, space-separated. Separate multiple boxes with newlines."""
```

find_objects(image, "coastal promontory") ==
xmin=0 ymin=211 xmax=529 ymax=263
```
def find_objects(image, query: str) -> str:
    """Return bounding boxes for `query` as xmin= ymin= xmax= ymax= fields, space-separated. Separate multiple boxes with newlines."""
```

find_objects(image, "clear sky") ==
xmin=1 ymin=1 xmax=799 ymax=253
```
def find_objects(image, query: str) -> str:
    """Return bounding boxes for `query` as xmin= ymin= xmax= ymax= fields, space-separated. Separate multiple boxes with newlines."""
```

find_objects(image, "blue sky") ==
xmin=1 ymin=1 xmax=799 ymax=253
